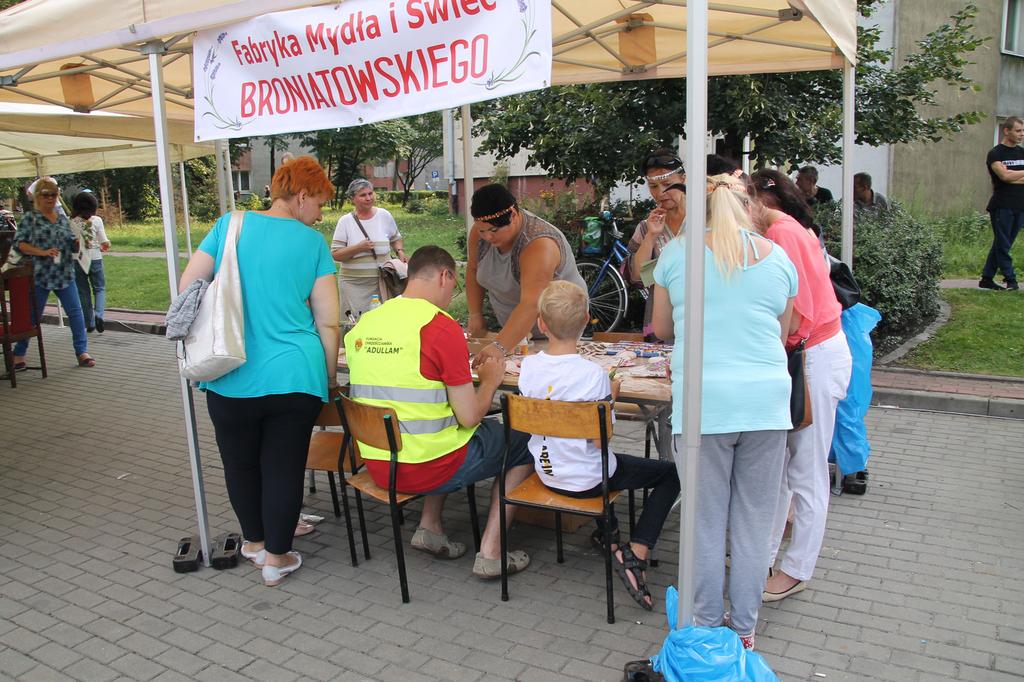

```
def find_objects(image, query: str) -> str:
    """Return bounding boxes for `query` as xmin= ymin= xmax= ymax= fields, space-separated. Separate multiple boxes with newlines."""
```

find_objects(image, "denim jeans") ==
xmin=14 ymin=282 xmax=87 ymax=357
xmin=982 ymin=208 xmax=1023 ymax=283
xmin=550 ymin=453 xmax=680 ymax=549
xmin=75 ymin=259 xmax=106 ymax=328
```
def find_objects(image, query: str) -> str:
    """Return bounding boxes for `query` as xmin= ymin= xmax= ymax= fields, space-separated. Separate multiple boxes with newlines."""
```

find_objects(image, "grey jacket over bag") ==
xmin=165 ymin=279 xmax=210 ymax=340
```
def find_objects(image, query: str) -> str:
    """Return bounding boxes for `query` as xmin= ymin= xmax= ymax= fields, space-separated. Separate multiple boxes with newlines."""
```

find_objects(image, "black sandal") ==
xmin=613 ymin=545 xmax=653 ymax=611
xmin=590 ymin=527 xmax=620 ymax=555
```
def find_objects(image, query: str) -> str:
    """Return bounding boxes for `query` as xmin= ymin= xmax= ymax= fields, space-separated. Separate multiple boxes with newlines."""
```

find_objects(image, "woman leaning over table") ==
xmin=331 ymin=178 xmax=405 ymax=317
xmin=750 ymin=168 xmax=852 ymax=604
xmin=11 ymin=177 xmax=94 ymax=369
xmin=651 ymin=173 xmax=797 ymax=650
xmin=466 ymin=183 xmax=586 ymax=366
xmin=178 ymin=156 xmax=340 ymax=587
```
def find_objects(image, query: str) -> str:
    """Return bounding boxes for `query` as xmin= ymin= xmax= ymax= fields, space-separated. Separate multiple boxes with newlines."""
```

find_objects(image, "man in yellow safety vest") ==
xmin=346 ymin=246 xmax=534 ymax=578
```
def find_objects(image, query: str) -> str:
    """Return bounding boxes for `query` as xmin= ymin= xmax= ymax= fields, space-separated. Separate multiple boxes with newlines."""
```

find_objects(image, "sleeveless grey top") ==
xmin=476 ymin=211 xmax=586 ymax=334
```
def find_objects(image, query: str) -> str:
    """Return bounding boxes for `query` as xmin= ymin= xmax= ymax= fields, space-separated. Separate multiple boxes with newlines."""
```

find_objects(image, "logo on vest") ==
xmin=354 ymin=338 xmax=364 ymax=351
xmin=362 ymin=337 xmax=401 ymax=354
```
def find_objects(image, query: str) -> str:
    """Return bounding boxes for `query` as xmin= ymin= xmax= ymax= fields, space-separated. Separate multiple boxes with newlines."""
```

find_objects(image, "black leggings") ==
xmin=206 ymin=391 xmax=322 ymax=555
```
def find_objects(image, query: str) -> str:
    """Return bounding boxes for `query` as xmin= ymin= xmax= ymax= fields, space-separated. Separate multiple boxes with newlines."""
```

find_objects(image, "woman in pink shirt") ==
xmin=751 ymin=169 xmax=852 ymax=603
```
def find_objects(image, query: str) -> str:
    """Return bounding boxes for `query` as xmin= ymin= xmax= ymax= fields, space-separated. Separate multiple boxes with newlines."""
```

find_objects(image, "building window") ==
xmin=1005 ymin=0 xmax=1024 ymax=56
xmin=232 ymin=170 xmax=251 ymax=192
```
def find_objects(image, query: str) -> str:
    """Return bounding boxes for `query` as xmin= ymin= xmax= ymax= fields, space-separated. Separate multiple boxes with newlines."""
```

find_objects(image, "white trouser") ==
xmin=768 ymin=330 xmax=852 ymax=581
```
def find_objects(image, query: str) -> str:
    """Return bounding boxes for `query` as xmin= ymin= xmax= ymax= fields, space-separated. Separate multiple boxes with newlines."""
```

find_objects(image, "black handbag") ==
xmin=787 ymin=339 xmax=812 ymax=432
xmin=828 ymin=254 xmax=861 ymax=310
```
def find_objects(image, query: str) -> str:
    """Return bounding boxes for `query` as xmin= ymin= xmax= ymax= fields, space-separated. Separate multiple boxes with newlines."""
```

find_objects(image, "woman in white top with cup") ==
xmin=331 ymin=179 xmax=406 ymax=317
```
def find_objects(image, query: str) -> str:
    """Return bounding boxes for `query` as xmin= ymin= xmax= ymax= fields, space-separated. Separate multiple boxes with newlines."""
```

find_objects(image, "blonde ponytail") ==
xmin=705 ymin=173 xmax=754 ymax=277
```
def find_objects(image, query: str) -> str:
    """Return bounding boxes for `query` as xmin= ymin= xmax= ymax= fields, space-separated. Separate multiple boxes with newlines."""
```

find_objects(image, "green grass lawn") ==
xmin=103 ymin=203 xmax=465 ymax=312
xmin=901 ymin=289 xmax=1024 ymax=377
xmin=106 ymin=202 xmax=462 ymax=254
xmin=928 ymin=211 xmax=1024 ymax=279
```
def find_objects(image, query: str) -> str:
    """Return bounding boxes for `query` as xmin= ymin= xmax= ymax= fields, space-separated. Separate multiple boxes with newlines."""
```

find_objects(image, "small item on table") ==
xmin=515 ymin=337 xmax=530 ymax=356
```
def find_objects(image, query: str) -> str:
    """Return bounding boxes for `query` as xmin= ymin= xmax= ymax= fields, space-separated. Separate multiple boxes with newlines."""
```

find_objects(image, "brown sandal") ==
xmin=77 ymin=354 xmax=96 ymax=367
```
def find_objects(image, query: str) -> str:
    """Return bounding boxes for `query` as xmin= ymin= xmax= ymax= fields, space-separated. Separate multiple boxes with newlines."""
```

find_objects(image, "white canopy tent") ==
xmin=0 ymin=0 xmax=856 ymax=627
xmin=0 ymin=103 xmax=212 ymax=178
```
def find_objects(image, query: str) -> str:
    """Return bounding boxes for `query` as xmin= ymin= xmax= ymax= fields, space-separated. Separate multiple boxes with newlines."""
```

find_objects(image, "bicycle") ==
xmin=577 ymin=211 xmax=646 ymax=334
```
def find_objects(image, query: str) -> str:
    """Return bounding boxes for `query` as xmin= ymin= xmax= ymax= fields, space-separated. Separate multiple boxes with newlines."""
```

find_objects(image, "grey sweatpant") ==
xmin=685 ymin=430 xmax=788 ymax=636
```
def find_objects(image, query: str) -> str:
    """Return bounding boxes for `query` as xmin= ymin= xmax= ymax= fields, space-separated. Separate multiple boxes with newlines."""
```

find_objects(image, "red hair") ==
xmin=270 ymin=156 xmax=334 ymax=201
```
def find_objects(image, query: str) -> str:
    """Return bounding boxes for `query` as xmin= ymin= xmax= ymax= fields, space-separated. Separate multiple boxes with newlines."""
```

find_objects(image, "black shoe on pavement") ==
xmin=979 ymin=278 xmax=1007 ymax=291
xmin=95 ymin=317 xmax=105 ymax=333
xmin=1005 ymin=280 xmax=1020 ymax=291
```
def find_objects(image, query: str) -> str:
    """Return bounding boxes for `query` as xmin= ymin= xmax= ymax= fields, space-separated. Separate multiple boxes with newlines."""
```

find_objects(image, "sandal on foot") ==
xmin=262 ymin=551 xmax=302 ymax=586
xmin=13 ymin=361 xmax=27 ymax=373
xmin=241 ymin=543 xmax=266 ymax=567
xmin=590 ymin=527 xmax=621 ymax=555
xmin=293 ymin=520 xmax=316 ymax=537
xmin=472 ymin=550 xmax=530 ymax=578
xmin=411 ymin=527 xmax=466 ymax=559
xmin=613 ymin=545 xmax=653 ymax=611
xmin=77 ymin=354 xmax=95 ymax=367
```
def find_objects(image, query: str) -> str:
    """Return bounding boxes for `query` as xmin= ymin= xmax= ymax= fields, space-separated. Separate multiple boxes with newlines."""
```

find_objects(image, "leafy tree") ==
xmin=297 ymin=121 xmax=410 ymax=204
xmin=394 ymin=112 xmax=443 ymax=205
xmin=473 ymin=1 xmax=986 ymax=187
xmin=263 ymin=134 xmax=294 ymax=178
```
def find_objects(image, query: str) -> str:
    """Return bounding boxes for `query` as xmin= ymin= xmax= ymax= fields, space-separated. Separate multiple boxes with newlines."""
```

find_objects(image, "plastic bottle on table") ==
xmin=369 ymin=294 xmax=382 ymax=310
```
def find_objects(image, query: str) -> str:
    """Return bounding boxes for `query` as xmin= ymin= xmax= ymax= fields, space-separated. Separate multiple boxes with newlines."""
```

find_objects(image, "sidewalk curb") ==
xmin=872 ymin=387 xmax=1024 ymax=420
xmin=876 ymin=299 xmax=951 ymax=366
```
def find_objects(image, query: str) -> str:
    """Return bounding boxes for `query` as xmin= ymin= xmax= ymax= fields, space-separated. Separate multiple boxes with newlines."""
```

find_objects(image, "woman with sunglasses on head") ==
xmin=10 ymin=177 xmax=94 ymax=370
xmin=750 ymin=168 xmax=852 ymax=604
xmin=465 ymin=183 xmax=586 ymax=367
xmin=626 ymin=149 xmax=687 ymax=339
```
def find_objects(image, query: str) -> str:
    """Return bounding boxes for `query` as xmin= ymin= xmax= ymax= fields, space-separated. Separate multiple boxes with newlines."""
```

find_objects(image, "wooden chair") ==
xmin=1 ymin=262 xmax=46 ymax=388
xmin=304 ymin=388 xmax=363 ymax=565
xmin=498 ymin=393 xmax=622 ymax=623
xmin=336 ymin=395 xmax=481 ymax=603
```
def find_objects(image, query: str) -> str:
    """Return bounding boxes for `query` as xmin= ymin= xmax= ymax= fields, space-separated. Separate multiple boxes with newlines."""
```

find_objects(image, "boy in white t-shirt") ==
xmin=518 ymin=281 xmax=680 ymax=611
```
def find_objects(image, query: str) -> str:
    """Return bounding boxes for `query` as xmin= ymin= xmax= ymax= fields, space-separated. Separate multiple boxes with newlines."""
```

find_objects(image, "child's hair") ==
xmin=71 ymin=191 xmax=98 ymax=220
xmin=538 ymin=280 xmax=590 ymax=341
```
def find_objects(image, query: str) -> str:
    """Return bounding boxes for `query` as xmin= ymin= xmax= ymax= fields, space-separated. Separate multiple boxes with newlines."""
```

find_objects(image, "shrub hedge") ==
xmin=818 ymin=202 xmax=943 ymax=356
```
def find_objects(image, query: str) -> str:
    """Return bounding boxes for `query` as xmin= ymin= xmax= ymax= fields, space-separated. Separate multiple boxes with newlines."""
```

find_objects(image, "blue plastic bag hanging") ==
xmin=829 ymin=303 xmax=882 ymax=474
xmin=650 ymin=587 xmax=779 ymax=681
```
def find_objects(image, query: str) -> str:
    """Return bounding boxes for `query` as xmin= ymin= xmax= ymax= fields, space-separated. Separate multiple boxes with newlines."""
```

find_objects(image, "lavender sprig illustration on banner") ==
xmin=479 ymin=0 xmax=542 ymax=90
xmin=201 ymin=31 xmax=246 ymax=132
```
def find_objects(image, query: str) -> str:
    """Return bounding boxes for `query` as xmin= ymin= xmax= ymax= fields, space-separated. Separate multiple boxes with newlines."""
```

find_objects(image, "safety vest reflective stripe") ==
xmin=350 ymin=384 xmax=448 ymax=404
xmin=400 ymin=415 xmax=459 ymax=435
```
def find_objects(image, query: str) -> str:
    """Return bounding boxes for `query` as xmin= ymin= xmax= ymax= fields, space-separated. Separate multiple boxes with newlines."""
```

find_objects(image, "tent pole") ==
xmin=179 ymin=158 xmax=193 ymax=255
xmin=841 ymin=59 xmax=855 ymax=269
xmin=214 ymin=139 xmax=230 ymax=214
xmin=677 ymin=0 xmax=709 ymax=630
xmin=460 ymin=104 xmax=473 ymax=231
xmin=145 ymin=41 xmax=212 ymax=568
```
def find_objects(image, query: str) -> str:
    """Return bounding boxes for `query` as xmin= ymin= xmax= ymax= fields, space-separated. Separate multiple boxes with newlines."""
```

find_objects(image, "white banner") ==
xmin=193 ymin=0 xmax=551 ymax=140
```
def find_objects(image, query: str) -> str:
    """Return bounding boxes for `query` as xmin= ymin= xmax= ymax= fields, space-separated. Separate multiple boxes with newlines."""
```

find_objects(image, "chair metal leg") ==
xmin=354 ymin=490 xmax=371 ymax=560
xmin=555 ymin=512 xmax=564 ymax=564
xmin=628 ymin=490 xmax=636 ymax=537
xmin=308 ymin=469 xmax=317 ymax=494
xmin=467 ymin=485 xmax=481 ymax=552
xmin=390 ymin=502 xmax=410 ymax=603
xmin=499 ymin=497 xmax=509 ymax=602
xmin=397 ymin=507 xmax=405 ymax=526
xmin=327 ymin=472 xmax=341 ymax=518
xmin=36 ymin=331 xmax=47 ymax=379
xmin=603 ymin=516 xmax=616 ymax=624
xmin=338 ymin=477 xmax=358 ymax=566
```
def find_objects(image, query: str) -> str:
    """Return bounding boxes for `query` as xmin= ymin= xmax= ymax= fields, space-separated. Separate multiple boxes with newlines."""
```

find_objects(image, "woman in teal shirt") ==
xmin=651 ymin=173 xmax=797 ymax=650
xmin=178 ymin=157 xmax=339 ymax=587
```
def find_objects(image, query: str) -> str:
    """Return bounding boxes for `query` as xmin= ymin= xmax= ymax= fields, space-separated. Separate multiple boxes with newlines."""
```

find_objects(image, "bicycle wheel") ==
xmin=578 ymin=258 xmax=628 ymax=334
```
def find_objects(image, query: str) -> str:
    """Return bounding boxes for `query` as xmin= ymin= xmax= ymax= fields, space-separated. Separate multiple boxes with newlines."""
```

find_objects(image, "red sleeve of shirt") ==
xmin=419 ymin=313 xmax=472 ymax=386
xmin=766 ymin=217 xmax=816 ymax=329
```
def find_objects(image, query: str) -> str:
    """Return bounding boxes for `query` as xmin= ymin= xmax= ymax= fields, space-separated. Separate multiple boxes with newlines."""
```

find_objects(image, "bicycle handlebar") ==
xmin=600 ymin=210 xmax=624 ymax=240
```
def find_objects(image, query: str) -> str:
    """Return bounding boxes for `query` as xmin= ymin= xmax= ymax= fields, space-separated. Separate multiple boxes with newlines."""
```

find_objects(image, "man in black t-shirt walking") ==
xmin=981 ymin=116 xmax=1024 ymax=291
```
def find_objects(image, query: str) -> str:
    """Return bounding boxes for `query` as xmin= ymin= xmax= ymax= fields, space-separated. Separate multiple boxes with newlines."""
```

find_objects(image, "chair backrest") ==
xmin=314 ymin=386 xmax=348 ymax=428
xmin=502 ymin=393 xmax=613 ymax=441
xmin=592 ymin=331 xmax=644 ymax=343
xmin=1 ymin=263 xmax=36 ymax=336
xmin=339 ymin=395 xmax=403 ymax=453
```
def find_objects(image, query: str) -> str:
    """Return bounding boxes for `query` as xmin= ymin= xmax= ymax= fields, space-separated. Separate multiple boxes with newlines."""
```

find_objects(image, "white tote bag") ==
xmin=180 ymin=211 xmax=246 ymax=381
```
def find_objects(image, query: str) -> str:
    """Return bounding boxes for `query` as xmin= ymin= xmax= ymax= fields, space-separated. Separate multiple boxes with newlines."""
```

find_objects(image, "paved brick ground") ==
xmin=872 ymin=369 xmax=1024 ymax=401
xmin=2 ymin=328 xmax=1023 ymax=681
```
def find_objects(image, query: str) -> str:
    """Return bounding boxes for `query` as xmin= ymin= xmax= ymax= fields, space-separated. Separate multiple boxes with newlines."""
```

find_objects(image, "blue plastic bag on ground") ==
xmin=829 ymin=303 xmax=882 ymax=474
xmin=650 ymin=587 xmax=778 ymax=681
